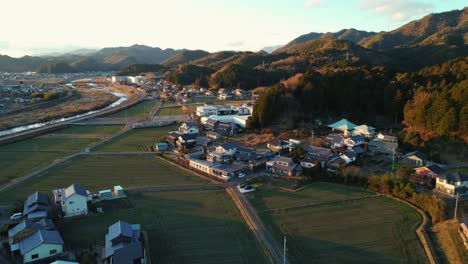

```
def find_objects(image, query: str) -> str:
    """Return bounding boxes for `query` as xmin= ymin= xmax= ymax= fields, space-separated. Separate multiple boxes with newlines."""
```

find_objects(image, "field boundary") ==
xmin=258 ymin=194 xmax=382 ymax=213
xmin=385 ymin=194 xmax=439 ymax=264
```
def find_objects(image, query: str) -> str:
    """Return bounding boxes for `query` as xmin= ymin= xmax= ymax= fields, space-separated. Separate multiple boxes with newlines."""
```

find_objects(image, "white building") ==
xmin=111 ymin=76 xmax=145 ymax=84
xmin=60 ymin=184 xmax=89 ymax=217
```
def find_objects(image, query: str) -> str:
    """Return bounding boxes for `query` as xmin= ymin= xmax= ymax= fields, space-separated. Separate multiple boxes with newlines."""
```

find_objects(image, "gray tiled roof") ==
xmin=64 ymin=184 xmax=87 ymax=198
xmin=108 ymin=221 xmax=133 ymax=242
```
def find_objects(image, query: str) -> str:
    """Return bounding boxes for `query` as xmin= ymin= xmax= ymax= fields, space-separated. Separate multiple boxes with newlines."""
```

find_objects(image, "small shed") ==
xmin=155 ymin=142 xmax=169 ymax=151
xmin=113 ymin=185 xmax=125 ymax=197
xmin=99 ymin=189 xmax=113 ymax=200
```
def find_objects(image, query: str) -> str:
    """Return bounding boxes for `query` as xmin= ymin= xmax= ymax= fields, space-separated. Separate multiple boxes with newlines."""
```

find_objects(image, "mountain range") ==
xmin=0 ymin=8 xmax=466 ymax=74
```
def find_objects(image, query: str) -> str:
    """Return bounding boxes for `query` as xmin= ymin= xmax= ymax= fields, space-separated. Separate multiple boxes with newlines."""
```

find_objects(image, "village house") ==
xmin=196 ymin=137 xmax=213 ymax=153
xmin=102 ymin=221 xmax=145 ymax=264
xmin=23 ymin=192 xmax=52 ymax=220
xmin=376 ymin=132 xmax=398 ymax=143
xmin=344 ymin=135 xmax=366 ymax=148
xmin=18 ymin=229 xmax=64 ymax=263
xmin=8 ymin=219 xmax=55 ymax=253
xmin=234 ymin=146 xmax=257 ymax=162
xmin=207 ymin=142 xmax=239 ymax=162
xmin=328 ymin=118 xmax=358 ymax=136
xmin=58 ymin=184 xmax=89 ymax=218
xmin=367 ymin=139 xmax=398 ymax=155
xmin=267 ymin=139 xmax=290 ymax=155
xmin=414 ymin=164 xmax=445 ymax=181
xmin=189 ymin=159 xmax=243 ymax=180
xmin=304 ymin=145 xmax=337 ymax=168
xmin=300 ymin=157 xmax=320 ymax=168
xmin=402 ymin=151 xmax=428 ymax=166
xmin=206 ymin=131 xmax=221 ymax=140
xmin=204 ymin=118 xmax=220 ymax=131
xmin=435 ymin=172 xmax=468 ymax=196
xmin=352 ymin=124 xmax=376 ymax=137
xmin=177 ymin=133 xmax=198 ymax=150
xmin=326 ymin=135 xmax=345 ymax=149
xmin=266 ymin=156 xmax=302 ymax=177
xmin=179 ymin=121 xmax=199 ymax=135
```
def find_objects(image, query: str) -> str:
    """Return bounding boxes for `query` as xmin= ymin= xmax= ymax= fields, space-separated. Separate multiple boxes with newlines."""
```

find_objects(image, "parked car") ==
xmin=239 ymin=185 xmax=256 ymax=193
xmin=238 ymin=173 xmax=246 ymax=178
xmin=10 ymin=212 xmax=22 ymax=220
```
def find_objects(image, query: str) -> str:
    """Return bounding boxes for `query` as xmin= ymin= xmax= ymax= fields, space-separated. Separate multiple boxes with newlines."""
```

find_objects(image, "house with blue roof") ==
xmin=8 ymin=219 xmax=55 ymax=252
xmin=18 ymin=229 xmax=64 ymax=263
xmin=23 ymin=192 xmax=52 ymax=220
xmin=102 ymin=220 xmax=145 ymax=264
xmin=60 ymin=184 xmax=89 ymax=218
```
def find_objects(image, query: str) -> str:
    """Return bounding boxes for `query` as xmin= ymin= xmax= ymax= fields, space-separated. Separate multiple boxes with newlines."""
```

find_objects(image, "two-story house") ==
xmin=102 ymin=221 xmax=145 ymax=264
xmin=266 ymin=156 xmax=302 ymax=177
xmin=267 ymin=139 xmax=290 ymax=155
xmin=60 ymin=184 xmax=89 ymax=218
xmin=23 ymin=192 xmax=52 ymax=220
xmin=435 ymin=172 xmax=468 ymax=196
xmin=179 ymin=122 xmax=199 ymax=135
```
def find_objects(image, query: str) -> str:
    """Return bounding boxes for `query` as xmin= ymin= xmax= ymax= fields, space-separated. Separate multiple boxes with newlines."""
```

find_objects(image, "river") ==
xmin=0 ymin=84 xmax=129 ymax=137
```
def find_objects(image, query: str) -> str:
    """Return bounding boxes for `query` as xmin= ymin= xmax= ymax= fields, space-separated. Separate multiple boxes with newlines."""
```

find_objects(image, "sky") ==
xmin=0 ymin=0 xmax=465 ymax=57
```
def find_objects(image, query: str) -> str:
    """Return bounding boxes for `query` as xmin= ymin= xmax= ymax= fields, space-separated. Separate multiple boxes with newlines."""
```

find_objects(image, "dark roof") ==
xmin=237 ymin=146 xmax=256 ymax=154
xmin=221 ymin=142 xmax=240 ymax=150
xmin=349 ymin=135 xmax=365 ymax=142
xmin=179 ymin=133 xmax=197 ymax=141
xmin=205 ymin=118 xmax=220 ymax=126
xmin=19 ymin=230 xmax=63 ymax=254
xmin=305 ymin=145 xmax=332 ymax=156
xmin=182 ymin=121 xmax=197 ymax=128
xmin=64 ymin=184 xmax=87 ymax=198
xmin=424 ymin=165 xmax=445 ymax=175
xmin=108 ymin=221 xmax=133 ymax=241
xmin=439 ymin=172 xmax=468 ymax=184
xmin=23 ymin=192 xmax=51 ymax=216
xmin=352 ymin=146 xmax=365 ymax=154
xmin=8 ymin=218 xmax=55 ymax=239
xmin=113 ymin=242 xmax=143 ymax=264
xmin=404 ymin=151 xmax=427 ymax=161
xmin=269 ymin=139 xmax=289 ymax=147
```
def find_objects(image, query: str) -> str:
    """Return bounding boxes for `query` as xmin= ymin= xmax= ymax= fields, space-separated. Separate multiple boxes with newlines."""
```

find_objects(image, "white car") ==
xmin=238 ymin=173 xmax=246 ymax=178
xmin=238 ymin=185 xmax=256 ymax=193
xmin=10 ymin=212 xmax=22 ymax=220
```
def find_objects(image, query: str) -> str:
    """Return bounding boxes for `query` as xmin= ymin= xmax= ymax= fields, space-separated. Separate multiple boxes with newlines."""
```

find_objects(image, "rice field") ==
xmin=249 ymin=182 xmax=427 ymax=264
xmin=106 ymin=100 xmax=157 ymax=118
xmin=0 ymin=125 xmax=123 ymax=185
xmin=0 ymin=154 xmax=208 ymax=204
xmin=156 ymin=107 xmax=184 ymax=116
xmin=59 ymin=190 xmax=267 ymax=264
xmin=93 ymin=124 xmax=178 ymax=152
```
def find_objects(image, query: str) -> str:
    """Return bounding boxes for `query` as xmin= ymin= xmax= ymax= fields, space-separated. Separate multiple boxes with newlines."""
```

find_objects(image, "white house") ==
xmin=61 ymin=184 xmax=88 ymax=218
xmin=19 ymin=230 xmax=64 ymax=263
xmin=435 ymin=172 xmax=468 ymax=196
xmin=179 ymin=122 xmax=199 ymax=134
xmin=352 ymin=125 xmax=375 ymax=137
xmin=344 ymin=136 xmax=365 ymax=148
xmin=196 ymin=105 xmax=218 ymax=117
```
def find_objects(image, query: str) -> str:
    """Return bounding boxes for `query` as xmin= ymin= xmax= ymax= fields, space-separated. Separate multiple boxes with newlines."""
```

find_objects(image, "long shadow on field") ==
xmin=58 ymin=191 xmax=267 ymax=264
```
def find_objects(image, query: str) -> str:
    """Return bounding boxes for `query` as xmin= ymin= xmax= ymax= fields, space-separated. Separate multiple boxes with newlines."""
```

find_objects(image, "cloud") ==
xmin=357 ymin=0 xmax=433 ymax=21
xmin=227 ymin=41 xmax=245 ymax=47
xmin=304 ymin=0 xmax=327 ymax=8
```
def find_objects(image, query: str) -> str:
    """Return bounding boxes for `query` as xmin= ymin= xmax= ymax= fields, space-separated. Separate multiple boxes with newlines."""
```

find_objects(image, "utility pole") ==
xmin=454 ymin=193 xmax=459 ymax=220
xmin=283 ymin=235 xmax=287 ymax=264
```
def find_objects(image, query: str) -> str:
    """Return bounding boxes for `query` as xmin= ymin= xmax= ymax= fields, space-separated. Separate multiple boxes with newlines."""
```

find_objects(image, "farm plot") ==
xmin=59 ymin=190 xmax=267 ymax=264
xmin=156 ymin=106 xmax=183 ymax=116
xmin=93 ymin=124 xmax=178 ymax=152
xmin=0 ymin=125 xmax=122 ymax=185
xmin=249 ymin=183 xmax=427 ymax=264
xmin=0 ymin=154 xmax=208 ymax=204
xmin=106 ymin=100 xmax=157 ymax=118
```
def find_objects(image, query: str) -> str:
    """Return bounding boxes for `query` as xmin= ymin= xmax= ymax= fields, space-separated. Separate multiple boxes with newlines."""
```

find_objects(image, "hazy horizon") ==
xmin=1 ymin=0 xmax=465 ymax=58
